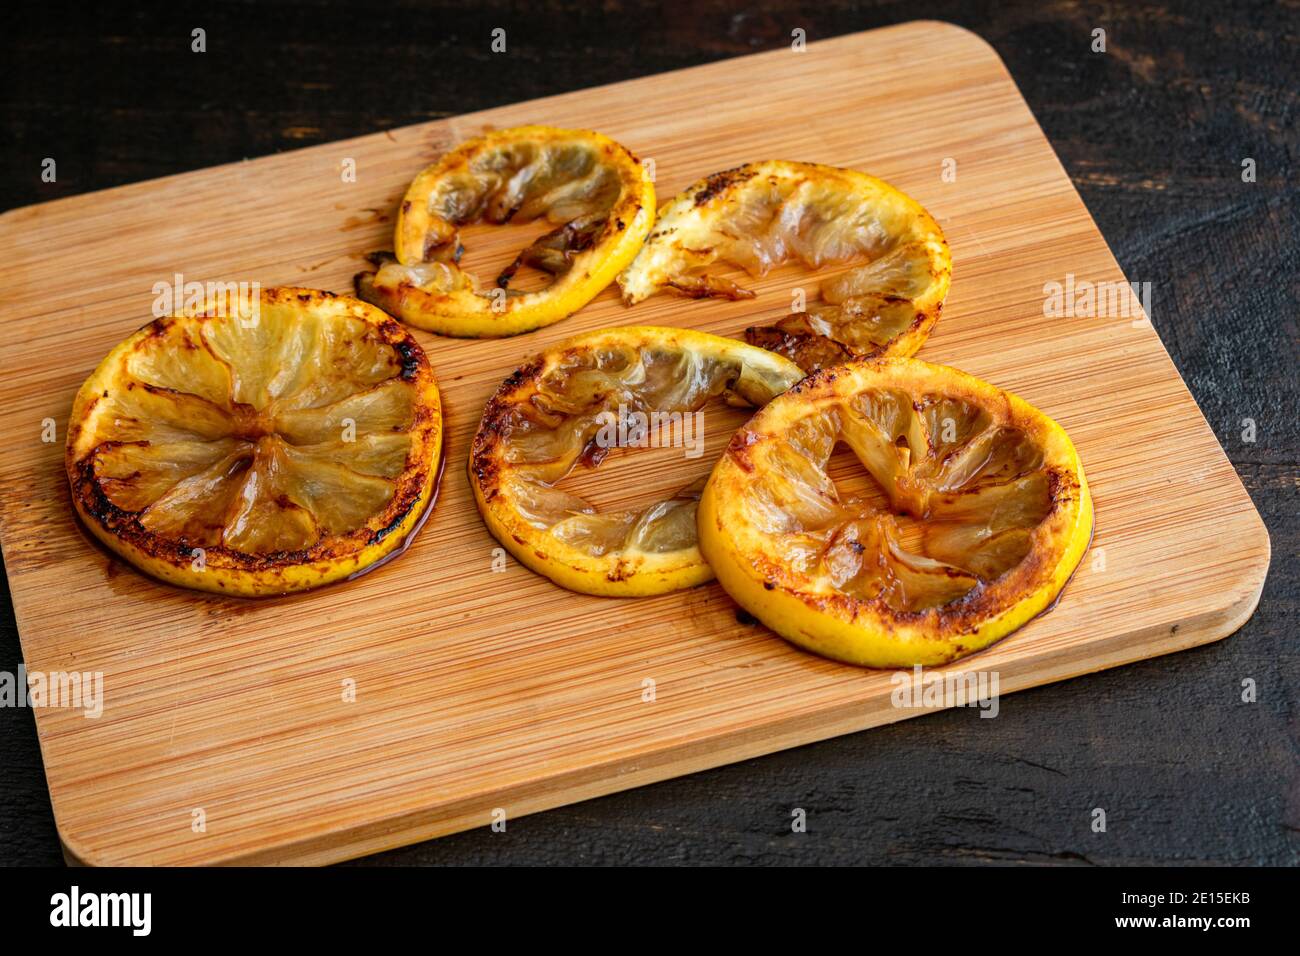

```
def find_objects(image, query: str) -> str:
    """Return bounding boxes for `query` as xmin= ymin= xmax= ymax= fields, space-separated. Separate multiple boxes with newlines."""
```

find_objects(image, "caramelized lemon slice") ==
xmin=66 ymin=287 xmax=443 ymax=596
xmin=469 ymin=326 xmax=803 ymax=596
xmin=618 ymin=161 xmax=951 ymax=371
xmin=698 ymin=358 xmax=1091 ymax=666
xmin=357 ymin=125 xmax=655 ymax=337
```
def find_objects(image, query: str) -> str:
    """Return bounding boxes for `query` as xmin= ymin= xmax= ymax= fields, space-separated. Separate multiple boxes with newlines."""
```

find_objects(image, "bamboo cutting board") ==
xmin=0 ymin=22 xmax=1270 ymax=865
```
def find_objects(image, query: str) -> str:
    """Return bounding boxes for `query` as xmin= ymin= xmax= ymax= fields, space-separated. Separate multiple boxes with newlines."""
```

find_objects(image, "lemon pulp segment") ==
xmin=699 ymin=358 xmax=1091 ymax=666
xmin=469 ymin=326 xmax=803 ymax=596
xmin=618 ymin=160 xmax=950 ymax=371
xmin=66 ymin=287 xmax=443 ymax=596
xmin=358 ymin=125 xmax=655 ymax=337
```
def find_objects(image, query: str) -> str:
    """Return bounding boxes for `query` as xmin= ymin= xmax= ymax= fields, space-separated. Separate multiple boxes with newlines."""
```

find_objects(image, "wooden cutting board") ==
xmin=0 ymin=22 xmax=1270 ymax=865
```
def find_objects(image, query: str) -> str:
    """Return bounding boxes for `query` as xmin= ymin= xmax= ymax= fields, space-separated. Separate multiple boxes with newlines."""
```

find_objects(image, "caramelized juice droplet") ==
xmin=345 ymin=433 xmax=447 ymax=583
xmin=1029 ymin=514 xmax=1095 ymax=622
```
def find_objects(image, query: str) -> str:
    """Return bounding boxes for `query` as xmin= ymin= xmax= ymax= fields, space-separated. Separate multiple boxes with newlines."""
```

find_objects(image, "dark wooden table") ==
xmin=2 ymin=0 xmax=1295 ymax=866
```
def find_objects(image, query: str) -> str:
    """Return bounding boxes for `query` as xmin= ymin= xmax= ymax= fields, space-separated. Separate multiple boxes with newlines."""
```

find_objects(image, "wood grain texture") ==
xmin=0 ymin=22 xmax=1271 ymax=866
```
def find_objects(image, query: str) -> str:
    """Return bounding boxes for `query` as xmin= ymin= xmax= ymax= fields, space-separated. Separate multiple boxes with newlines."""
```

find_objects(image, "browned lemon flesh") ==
xmin=469 ymin=326 xmax=803 ymax=596
xmin=65 ymin=287 xmax=443 ymax=596
xmin=357 ymin=125 xmax=655 ymax=337
xmin=699 ymin=358 xmax=1091 ymax=666
xmin=617 ymin=161 xmax=950 ymax=371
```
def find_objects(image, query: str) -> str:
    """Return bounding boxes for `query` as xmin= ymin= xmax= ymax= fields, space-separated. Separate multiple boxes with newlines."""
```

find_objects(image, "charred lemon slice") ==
xmin=618 ymin=161 xmax=950 ymax=371
xmin=357 ymin=125 xmax=655 ymax=337
xmin=470 ymin=326 xmax=802 ymax=596
xmin=699 ymin=358 xmax=1091 ymax=666
xmin=66 ymin=287 xmax=443 ymax=596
